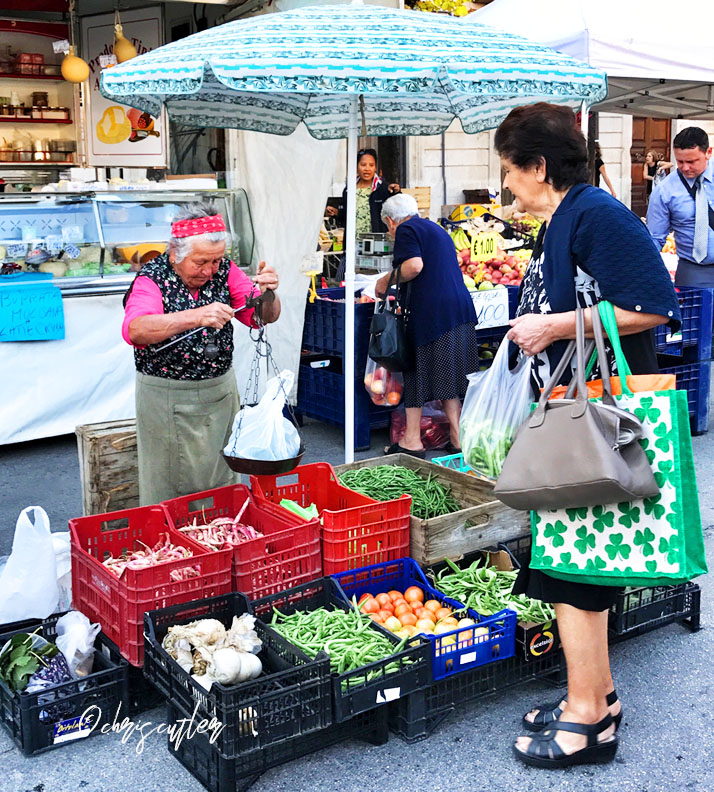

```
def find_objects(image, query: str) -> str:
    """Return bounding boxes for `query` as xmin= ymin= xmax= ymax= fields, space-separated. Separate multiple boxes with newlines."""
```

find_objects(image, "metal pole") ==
xmin=343 ymin=96 xmax=358 ymax=463
xmin=580 ymin=101 xmax=588 ymax=140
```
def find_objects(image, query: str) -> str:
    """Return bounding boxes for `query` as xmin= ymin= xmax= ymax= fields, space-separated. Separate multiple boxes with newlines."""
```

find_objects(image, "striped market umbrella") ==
xmin=101 ymin=2 xmax=607 ymax=462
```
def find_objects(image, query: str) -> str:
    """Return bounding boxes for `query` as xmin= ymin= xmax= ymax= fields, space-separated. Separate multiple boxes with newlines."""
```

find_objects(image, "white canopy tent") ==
xmin=471 ymin=0 xmax=714 ymax=119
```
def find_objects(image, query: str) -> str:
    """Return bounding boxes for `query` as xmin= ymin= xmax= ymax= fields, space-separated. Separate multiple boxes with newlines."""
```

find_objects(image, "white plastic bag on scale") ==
xmin=225 ymin=370 xmax=300 ymax=461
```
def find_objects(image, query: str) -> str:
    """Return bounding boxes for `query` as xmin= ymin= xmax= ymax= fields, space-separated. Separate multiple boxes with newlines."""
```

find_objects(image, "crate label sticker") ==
xmin=471 ymin=288 xmax=509 ymax=329
xmin=376 ymin=687 xmax=401 ymax=703
xmin=460 ymin=651 xmax=477 ymax=664
xmin=52 ymin=712 xmax=95 ymax=744
xmin=90 ymin=573 xmax=111 ymax=597
xmin=665 ymin=330 xmax=683 ymax=344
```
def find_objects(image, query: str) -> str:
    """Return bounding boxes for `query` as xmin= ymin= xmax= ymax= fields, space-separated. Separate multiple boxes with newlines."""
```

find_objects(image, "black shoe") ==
xmin=513 ymin=714 xmax=618 ymax=768
xmin=384 ymin=442 xmax=425 ymax=459
xmin=523 ymin=689 xmax=622 ymax=732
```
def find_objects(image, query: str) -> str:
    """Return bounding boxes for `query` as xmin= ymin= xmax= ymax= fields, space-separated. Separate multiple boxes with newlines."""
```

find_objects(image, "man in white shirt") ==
xmin=647 ymin=127 xmax=714 ymax=287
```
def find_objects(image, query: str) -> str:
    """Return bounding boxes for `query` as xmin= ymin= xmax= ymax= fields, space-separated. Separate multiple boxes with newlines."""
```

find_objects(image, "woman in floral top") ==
xmin=122 ymin=201 xmax=280 ymax=505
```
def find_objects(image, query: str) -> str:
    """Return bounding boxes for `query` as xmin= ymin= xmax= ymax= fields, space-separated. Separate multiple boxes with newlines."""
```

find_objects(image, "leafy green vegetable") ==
xmin=459 ymin=419 xmax=513 ymax=479
xmin=0 ymin=631 xmax=58 ymax=693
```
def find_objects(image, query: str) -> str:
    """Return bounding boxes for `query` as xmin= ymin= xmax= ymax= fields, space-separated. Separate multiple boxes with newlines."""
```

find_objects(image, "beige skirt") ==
xmin=135 ymin=369 xmax=240 ymax=506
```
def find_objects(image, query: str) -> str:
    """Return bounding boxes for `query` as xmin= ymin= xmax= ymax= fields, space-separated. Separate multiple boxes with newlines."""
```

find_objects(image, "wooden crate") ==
xmin=333 ymin=454 xmax=529 ymax=567
xmin=76 ymin=419 xmax=139 ymax=515
xmin=402 ymin=187 xmax=431 ymax=218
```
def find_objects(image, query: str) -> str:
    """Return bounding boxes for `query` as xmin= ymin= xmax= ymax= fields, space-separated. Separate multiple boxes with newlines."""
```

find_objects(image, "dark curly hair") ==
xmin=494 ymin=103 xmax=589 ymax=191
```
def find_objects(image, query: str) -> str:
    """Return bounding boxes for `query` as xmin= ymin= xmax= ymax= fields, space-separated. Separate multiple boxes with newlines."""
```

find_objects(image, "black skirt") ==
xmin=403 ymin=322 xmax=479 ymax=408
xmin=512 ymin=558 xmax=620 ymax=613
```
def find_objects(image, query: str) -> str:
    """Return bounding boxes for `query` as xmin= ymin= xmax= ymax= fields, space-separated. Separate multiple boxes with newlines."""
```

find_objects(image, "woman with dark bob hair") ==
xmin=494 ymin=103 xmax=681 ymax=768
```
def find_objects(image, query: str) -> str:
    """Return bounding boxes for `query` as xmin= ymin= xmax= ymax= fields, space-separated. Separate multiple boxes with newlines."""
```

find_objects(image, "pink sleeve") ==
xmin=228 ymin=262 xmax=261 ymax=328
xmin=121 ymin=277 xmax=164 ymax=346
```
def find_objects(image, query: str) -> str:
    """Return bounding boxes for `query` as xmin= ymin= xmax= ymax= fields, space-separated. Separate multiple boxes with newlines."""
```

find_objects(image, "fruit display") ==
xmin=661 ymin=233 xmax=676 ymax=254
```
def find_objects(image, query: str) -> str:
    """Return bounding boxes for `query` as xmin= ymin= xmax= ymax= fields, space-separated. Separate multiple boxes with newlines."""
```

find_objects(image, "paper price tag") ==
xmin=99 ymin=54 xmax=118 ymax=68
xmin=53 ymin=39 xmax=71 ymax=54
xmin=7 ymin=243 xmax=26 ymax=258
xmin=471 ymin=232 xmax=500 ymax=262
xmin=64 ymin=244 xmax=81 ymax=260
xmin=471 ymin=287 xmax=509 ymax=329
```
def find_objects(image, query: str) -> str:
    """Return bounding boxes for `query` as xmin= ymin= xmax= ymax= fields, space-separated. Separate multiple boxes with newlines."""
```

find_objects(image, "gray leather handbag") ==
xmin=493 ymin=306 xmax=659 ymax=511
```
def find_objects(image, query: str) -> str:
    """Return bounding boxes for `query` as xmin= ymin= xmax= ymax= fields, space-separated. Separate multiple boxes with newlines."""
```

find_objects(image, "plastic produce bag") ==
xmin=0 ymin=506 xmax=58 ymax=623
xmin=55 ymin=611 xmax=100 ymax=679
xmin=52 ymin=532 xmax=72 ymax=613
xmin=459 ymin=341 xmax=532 ymax=479
xmin=225 ymin=370 xmax=301 ymax=461
xmin=390 ymin=401 xmax=450 ymax=450
xmin=364 ymin=356 xmax=403 ymax=406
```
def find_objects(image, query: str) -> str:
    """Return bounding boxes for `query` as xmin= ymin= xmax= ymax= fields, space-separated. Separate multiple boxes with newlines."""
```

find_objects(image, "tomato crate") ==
xmin=251 ymin=577 xmax=431 ymax=723
xmin=389 ymin=648 xmax=564 ymax=743
xmin=610 ymin=583 xmax=701 ymax=640
xmin=143 ymin=591 xmax=332 ymax=760
xmin=332 ymin=557 xmax=516 ymax=681
xmin=160 ymin=484 xmax=322 ymax=600
xmin=654 ymin=286 xmax=713 ymax=357
xmin=251 ymin=462 xmax=411 ymax=576
xmin=167 ymin=698 xmax=388 ymax=792
xmin=0 ymin=614 xmax=129 ymax=756
xmin=69 ymin=504 xmax=232 ymax=666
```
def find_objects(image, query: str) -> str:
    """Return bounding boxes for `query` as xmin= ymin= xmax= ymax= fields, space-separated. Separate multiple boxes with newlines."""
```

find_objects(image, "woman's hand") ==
xmin=507 ymin=314 xmax=556 ymax=356
xmin=195 ymin=301 xmax=236 ymax=329
xmin=388 ymin=183 xmax=400 ymax=194
xmin=375 ymin=273 xmax=390 ymax=298
xmin=252 ymin=261 xmax=279 ymax=294
xmin=325 ymin=205 xmax=338 ymax=217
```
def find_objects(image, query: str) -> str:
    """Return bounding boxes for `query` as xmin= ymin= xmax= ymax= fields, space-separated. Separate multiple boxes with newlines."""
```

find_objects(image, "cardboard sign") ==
xmin=471 ymin=232 xmax=500 ymax=262
xmin=471 ymin=287 xmax=509 ymax=329
xmin=0 ymin=283 xmax=65 ymax=341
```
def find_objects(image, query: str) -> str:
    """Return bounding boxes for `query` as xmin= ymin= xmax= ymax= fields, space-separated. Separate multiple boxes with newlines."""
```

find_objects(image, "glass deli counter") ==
xmin=0 ymin=189 xmax=257 ymax=444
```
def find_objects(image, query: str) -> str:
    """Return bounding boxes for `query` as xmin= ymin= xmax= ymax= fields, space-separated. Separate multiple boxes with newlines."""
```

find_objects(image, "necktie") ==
xmin=692 ymin=175 xmax=709 ymax=263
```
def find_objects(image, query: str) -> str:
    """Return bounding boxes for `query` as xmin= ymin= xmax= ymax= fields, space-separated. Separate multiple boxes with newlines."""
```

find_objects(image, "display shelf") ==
xmin=0 ymin=72 xmax=64 ymax=81
xmin=0 ymin=117 xmax=71 ymax=124
xmin=0 ymin=160 xmax=73 ymax=166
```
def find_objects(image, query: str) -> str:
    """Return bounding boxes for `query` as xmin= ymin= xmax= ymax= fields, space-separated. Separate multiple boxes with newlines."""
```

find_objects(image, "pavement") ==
xmin=0 ymin=417 xmax=712 ymax=792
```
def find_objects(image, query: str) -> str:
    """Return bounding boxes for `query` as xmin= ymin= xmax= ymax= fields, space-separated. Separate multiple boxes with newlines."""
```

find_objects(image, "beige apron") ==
xmin=135 ymin=369 xmax=239 ymax=505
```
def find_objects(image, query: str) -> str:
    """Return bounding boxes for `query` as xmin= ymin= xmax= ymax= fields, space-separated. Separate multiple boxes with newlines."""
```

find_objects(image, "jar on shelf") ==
xmin=31 ymin=92 xmax=49 ymax=108
xmin=31 ymin=106 xmax=42 ymax=119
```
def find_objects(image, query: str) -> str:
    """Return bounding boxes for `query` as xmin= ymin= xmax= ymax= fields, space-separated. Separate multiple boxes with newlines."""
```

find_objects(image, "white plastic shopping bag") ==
xmin=459 ymin=341 xmax=532 ymax=480
xmin=224 ymin=370 xmax=301 ymax=461
xmin=0 ymin=506 xmax=59 ymax=623
xmin=55 ymin=611 xmax=101 ymax=679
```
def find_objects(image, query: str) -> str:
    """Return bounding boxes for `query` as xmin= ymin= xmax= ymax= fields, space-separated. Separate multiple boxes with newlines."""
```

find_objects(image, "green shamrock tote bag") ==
xmin=530 ymin=302 xmax=708 ymax=587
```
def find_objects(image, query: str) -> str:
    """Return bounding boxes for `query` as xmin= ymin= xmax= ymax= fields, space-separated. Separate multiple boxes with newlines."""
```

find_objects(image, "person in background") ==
xmin=592 ymin=141 xmax=616 ymax=199
xmin=326 ymin=148 xmax=400 ymax=233
xmin=122 ymin=201 xmax=280 ymax=505
xmin=647 ymin=126 xmax=714 ymax=287
xmin=494 ymin=102 xmax=680 ymax=768
xmin=643 ymin=150 xmax=673 ymax=204
xmin=375 ymin=193 xmax=478 ymax=457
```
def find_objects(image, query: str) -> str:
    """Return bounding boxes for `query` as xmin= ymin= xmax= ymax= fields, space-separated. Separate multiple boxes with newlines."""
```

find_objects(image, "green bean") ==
xmin=338 ymin=466 xmax=461 ymax=520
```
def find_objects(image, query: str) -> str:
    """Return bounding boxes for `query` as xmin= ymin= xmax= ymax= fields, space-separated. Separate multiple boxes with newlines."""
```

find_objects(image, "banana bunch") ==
xmin=450 ymin=227 xmax=472 ymax=252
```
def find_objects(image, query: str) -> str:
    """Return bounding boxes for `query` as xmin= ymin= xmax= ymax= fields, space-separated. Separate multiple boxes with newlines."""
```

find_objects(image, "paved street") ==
xmin=0 ymin=417 xmax=711 ymax=792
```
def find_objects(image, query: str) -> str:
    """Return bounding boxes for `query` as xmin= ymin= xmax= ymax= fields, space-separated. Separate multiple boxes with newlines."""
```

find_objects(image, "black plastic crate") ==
xmin=143 ymin=592 xmax=332 ymax=759
xmin=167 ymin=697 xmax=388 ymax=792
xmin=610 ymin=583 xmax=701 ymax=640
xmin=98 ymin=633 xmax=164 ymax=716
xmin=251 ymin=577 xmax=432 ymax=722
xmin=0 ymin=614 xmax=129 ymax=756
xmin=498 ymin=534 xmax=531 ymax=568
xmin=389 ymin=649 xmax=564 ymax=743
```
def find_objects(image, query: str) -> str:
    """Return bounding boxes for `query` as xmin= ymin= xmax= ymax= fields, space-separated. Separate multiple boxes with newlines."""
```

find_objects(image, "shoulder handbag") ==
xmin=493 ymin=305 xmax=658 ymax=510
xmin=368 ymin=265 xmax=413 ymax=372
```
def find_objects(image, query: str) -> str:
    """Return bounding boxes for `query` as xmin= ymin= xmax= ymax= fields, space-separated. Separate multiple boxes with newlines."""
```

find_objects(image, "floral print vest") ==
xmin=130 ymin=252 xmax=234 ymax=380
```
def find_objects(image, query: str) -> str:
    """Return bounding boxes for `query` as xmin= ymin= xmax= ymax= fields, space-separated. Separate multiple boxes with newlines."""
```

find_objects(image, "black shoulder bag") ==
xmin=368 ymin=265 xmax=413 ymax=372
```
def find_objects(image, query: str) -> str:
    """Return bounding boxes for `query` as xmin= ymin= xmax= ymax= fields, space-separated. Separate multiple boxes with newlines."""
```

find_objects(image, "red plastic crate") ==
xmin=251 ymin=463 xmax=411 ymax=575
xmin=160 ymin=484 xmax=322 ymax=599
xmin=69 ymin=505 xmax=232 ymax=667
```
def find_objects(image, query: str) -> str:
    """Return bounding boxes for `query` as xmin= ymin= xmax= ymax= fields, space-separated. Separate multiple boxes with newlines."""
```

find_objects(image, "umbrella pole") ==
xmin=580 ymin=100 xmax=589 ymax=140
xmin=343 ymin=95 xmax=358 ymax=463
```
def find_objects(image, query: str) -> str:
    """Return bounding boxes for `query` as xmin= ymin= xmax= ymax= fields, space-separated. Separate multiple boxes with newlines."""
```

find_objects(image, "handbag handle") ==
xmin=598 ymin=301 xmax=634 ymax=395
xmin=564 ymin=303 xmax=616 ymax=405
xmin=375 ymin=265 xmax=402 ymax=315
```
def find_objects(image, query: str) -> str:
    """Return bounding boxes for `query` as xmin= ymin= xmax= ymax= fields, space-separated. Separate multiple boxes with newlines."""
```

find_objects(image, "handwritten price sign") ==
xmin=471 ymin=232 xmax=500 ymax=262
xmin=471 ymin=287 xmax=509 ymax=330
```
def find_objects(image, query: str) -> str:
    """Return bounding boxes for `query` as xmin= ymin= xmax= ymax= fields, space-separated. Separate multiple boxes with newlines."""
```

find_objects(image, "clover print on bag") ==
xmin=592 ymin=505 xmax=615 ymax=533
xmin=605 ymin=533 xmax=632 ymax=561
xmin=574 ymin=526 xmax=596 ymax=554
xmin=640 ymin=438 xmax=656 ymax=467
xmin=633 ymin=527 xmax=656 ymax=557
xmin=543 ymin=520 xmax=569 ymax=548
xmin=643 ymin=494 xmax=665 ymax=520
xmin=653 ymin=422 xmax=674 ymax=453
xmin=634 ymin=397 xmax=661 ymax=424
xmin=617 ymin=502 xmax=641 ymax=528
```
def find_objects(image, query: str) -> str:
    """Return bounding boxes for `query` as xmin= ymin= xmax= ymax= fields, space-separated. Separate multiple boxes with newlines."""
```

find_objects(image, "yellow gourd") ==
xmin=61 ymin=47 xmax=90 ymax=83
xmin=113 ymin=24 xmax=138 ymax=63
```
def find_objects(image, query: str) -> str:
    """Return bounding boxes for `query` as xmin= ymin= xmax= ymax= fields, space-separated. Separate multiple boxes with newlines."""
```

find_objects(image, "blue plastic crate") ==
xmin=302 ymin=288 xmax=375 ymax=363
xmin=297 ymin=361 xmax=394 ymax=450
xmin=431 ymin=453 xmax=470 ymax=474
xmin=332 ymin=557 xmax=516 ymax=681
xmin=654 ymin=286 xmax=714 ymax=357
xmin=659 ymin=359 xmax=711 ymax=434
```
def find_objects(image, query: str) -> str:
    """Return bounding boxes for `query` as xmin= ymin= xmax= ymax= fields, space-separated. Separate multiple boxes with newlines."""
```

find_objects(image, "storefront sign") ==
xmin=0 ymin=283 xmax=65 ymax=341
xmin=471 ymin=287 xmax=509 ymax=329
xmin=81 ymin=8 xmax=167 ymax=167
xmin=471 ymin=232 xmax=500 ymax=262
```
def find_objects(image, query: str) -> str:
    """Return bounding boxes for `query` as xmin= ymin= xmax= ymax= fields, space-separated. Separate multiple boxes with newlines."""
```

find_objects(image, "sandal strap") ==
xmin=530 ymin=698 xmax=566 ymax=726
xmin=606 ymin=689 xmax=618 ymax=707
xmin=541 ymin=714 xmax=614 ymax=747
xmin=520 ymin=731 xmax=567 ymax=760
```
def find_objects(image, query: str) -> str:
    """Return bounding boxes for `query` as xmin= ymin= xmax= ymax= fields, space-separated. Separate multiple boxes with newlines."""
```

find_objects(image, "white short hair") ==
xmin=381 ymin=193 xmax=419 ymax=224
xmin=169 ymin=200 xmax=229 ymax=263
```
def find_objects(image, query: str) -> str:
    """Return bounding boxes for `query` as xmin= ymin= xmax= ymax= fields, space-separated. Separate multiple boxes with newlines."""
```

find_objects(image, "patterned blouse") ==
xmin=355 ymin=188 xmax=372 ymax=236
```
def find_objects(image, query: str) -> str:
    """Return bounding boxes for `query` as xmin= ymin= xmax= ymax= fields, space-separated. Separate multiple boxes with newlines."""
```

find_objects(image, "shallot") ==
xmin=102 ymin=532 xmax=200 ymax=581
xmin=178 ymin=498 xmax=262 ymax=551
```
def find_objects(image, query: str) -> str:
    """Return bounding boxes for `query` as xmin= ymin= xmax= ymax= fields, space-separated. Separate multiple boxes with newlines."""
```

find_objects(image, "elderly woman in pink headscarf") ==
xmin=122 ymin=200 xmax=280 ymax=504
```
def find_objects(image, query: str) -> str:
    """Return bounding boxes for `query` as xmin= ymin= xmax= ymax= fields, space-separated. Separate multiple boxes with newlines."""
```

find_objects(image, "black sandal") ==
xmin=513 ymin=714 xmax=618 ymax=768
xmin=523 ymin=689 xmax=622 ymax=732
xmin=384 ymin=442 xmax=425 ymax=459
